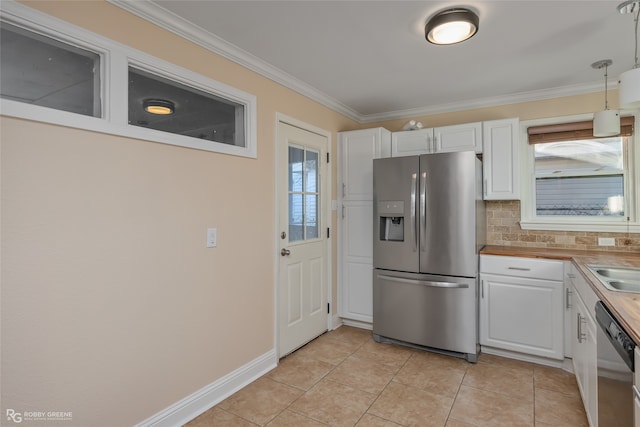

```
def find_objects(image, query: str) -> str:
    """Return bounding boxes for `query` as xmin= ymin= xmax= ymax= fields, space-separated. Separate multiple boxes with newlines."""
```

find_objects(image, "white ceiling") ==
xmin=112 ymin=1 xmax=636 ymax=122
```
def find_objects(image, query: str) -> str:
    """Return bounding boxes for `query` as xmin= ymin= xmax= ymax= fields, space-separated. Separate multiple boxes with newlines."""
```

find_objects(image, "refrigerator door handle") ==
xmin=377 ymin=274 xmax=469 ymax=289
xmin=410 ymin=173 xmax=417 ymax=252
xmin=420 ymin=171 xmax=427 ymax=252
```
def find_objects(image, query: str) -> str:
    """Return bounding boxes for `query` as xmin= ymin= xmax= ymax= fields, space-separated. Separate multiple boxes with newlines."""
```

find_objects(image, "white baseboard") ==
xmin=135 ymin=349 xmax=278 ymax=427
xmin=480 ymin=346 xmax=568 ymax=369
xmin=330 ymin=314 xmax=342 ymax=330
xmin=340 ymin=318 xmax=373 ymax=330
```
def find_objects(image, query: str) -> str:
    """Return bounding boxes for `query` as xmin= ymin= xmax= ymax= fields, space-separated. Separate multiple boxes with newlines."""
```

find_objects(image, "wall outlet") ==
xmin=598 ymin=237 xmax=615 ymax=247
xmin=206 ymin=228 xmax=217 ymax=248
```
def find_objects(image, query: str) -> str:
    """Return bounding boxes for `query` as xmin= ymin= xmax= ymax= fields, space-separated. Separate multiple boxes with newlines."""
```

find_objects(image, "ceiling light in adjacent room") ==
xmin=425 ymin=8 xmax=479 ymax=45
xmin=143 ymin=99 xmax=175 ymax=115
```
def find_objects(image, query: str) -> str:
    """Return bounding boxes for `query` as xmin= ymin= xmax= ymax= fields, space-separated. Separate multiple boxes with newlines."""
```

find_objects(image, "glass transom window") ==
xmin=128 ymin=67 xmax=245 ymax=147
xmin=0 ymin=21 xmax=101 ymax=117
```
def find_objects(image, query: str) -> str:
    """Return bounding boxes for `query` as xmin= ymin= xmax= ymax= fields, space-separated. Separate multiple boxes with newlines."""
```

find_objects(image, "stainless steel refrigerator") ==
xmin=372 ymin=151 xmax=485 ymax=362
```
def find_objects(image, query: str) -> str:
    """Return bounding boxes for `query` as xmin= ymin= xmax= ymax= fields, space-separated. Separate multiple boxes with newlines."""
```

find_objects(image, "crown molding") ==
xmin=107 ymin=0 xmax=364 ymax=122
xmin=358 ymin=81 xmax=609 ymax=123
xmin=108 ymin=0 xmax=608 ymax=125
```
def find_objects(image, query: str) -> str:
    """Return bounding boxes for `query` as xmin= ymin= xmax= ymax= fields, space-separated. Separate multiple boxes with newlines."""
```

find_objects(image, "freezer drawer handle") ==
xmin=377 ymin=274 xmax=469 ymax=289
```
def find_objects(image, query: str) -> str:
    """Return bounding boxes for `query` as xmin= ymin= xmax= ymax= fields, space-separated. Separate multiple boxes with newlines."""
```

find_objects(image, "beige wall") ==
xmin=1 ymin=1 xmax=356 ymax=425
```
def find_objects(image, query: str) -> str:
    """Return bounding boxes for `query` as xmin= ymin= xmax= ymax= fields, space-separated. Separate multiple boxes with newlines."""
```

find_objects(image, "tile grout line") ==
xmin=354 ymin=349 xmax=417 ymax=427
xmin=272 ymin=331 xmax=370 ymax=426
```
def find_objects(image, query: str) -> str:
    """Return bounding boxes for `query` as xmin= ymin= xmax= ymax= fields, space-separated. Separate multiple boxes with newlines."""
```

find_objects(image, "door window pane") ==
xmin=289 ymin=193 xmax=304 ymax=242
xmin=288 ymin=146 xmax=320 ymax=242
xmin=305 ymin=194 xmax=318 ymax=239
xmin=0 ymin=21 xmax=101 ymax=117
xmin=534 ymin=138 xmax=625 ymax=216
xmin=128 ymin=67 xmax=245 ymax=147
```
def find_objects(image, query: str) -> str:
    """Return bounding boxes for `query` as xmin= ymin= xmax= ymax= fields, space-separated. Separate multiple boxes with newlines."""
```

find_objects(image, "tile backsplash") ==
xmin=486 ymin=201 xmax=640 ymax=253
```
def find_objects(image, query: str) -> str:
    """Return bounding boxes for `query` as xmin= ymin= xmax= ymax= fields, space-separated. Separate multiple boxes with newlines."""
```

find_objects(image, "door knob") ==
xmin=281 ymin=248 xmax=291 ymax=256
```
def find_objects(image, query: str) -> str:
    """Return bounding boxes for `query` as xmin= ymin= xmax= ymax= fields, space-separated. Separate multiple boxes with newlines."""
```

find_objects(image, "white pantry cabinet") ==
xmin=338 ymin=128 xmax=391 ymax=323
xmin=568 ymin=264 xmax=598 ymax=427
xmin=482 ymin=118 xmax=520 ymax=200
xmin=479 ymin=255 xmax=564 ymax=360
xmin=391 ymin=122 xmax=482 ymax=157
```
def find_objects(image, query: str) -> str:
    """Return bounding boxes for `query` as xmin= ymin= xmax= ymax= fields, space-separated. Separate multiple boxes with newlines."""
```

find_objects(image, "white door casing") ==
xmin=276 ymin=119 xmax=329 ymax=357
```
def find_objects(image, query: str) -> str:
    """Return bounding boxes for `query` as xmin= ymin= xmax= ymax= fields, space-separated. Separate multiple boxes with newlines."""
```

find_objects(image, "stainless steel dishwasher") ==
xmin=595 ymin=301 xmax=635 ymax=426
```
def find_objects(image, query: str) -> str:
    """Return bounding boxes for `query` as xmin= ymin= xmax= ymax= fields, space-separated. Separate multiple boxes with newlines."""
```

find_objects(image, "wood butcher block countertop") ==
xmin=481 ymin=245 xmax=640 ymax=345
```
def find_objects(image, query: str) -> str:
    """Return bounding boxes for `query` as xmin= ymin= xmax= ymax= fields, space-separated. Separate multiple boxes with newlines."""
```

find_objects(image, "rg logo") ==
xmin=6 ymin=409 xmax=22 ymax=423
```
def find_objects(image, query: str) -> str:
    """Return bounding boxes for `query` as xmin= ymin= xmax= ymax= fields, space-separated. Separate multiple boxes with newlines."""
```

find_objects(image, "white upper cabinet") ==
xmin=340 ymin=128 xmax=391 ymax=201
xmin=391 ymin=128 xmax=432 ymax=157
xmin=392 ymin=122 xmax=482 ymax=157
xmin=483 ymin=118 xmax=520 ymax=200
xmin=434 ymin=122 xmax=482 ymax=153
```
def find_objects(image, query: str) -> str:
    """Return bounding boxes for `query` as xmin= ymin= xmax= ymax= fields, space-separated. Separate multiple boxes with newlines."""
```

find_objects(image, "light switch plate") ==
xmin=598 ymin=237 xmax=615 ymax=246
xmin=206 ymin=228 xmax=217 ymax=248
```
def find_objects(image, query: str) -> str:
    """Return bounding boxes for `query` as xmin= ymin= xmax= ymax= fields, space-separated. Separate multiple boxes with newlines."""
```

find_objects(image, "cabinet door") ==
xmin=340 ymin=201 xmax=374 ymax=322
xmin=480 ymin=273 xmax=563 ymax=359
xmin=483 ymin=118 xmax=520 ymax=200
xmin=339 ymin=128 xmax=391 ymax=201
xmin=434 ymin=122 xmax=482 ymax=153
xmin=391 ymin=128 xmax=433 ymax=157
xmin=572 ymin=287 xmax=598 ymax=427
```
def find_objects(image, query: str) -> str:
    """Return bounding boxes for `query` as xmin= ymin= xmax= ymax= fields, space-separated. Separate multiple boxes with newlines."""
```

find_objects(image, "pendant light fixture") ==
xmin=618 ymin=0 xmax=640 ymax=109
xmin=592 ymin=59 xmax=620 ymax=137
xmin=425 ymin=8 xmax=479 ymax=45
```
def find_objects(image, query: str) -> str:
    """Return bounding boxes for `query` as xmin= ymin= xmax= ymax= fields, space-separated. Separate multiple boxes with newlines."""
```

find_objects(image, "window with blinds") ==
xmin=521 ymin=115 xmax=636 ymax=231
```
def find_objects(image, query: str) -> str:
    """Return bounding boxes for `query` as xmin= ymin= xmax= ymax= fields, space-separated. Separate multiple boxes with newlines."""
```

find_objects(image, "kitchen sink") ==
xmin=586 ymin=265 xmax=640 ymax=293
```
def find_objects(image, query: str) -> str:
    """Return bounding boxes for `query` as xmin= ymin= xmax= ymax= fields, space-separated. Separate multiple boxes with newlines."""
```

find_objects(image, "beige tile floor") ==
xmin=185 ymin=326 xmax=588 ymax=427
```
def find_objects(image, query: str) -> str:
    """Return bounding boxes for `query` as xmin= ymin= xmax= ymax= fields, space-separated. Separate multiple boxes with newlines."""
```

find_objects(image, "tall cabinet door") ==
xmin=483 ymin=118 xmax=520 ymax=200
xmin=339 ymin=128 xmax=391 ymax=323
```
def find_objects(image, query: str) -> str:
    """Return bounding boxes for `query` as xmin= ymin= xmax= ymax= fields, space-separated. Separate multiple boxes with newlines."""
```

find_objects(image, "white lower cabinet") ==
xmin=569 ymin=264 xmax=599 ymax=427
xmin=479 ymin=255 xmax=564 ymax=360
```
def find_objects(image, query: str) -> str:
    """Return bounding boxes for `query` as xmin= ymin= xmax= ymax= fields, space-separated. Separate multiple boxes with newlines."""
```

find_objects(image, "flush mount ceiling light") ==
xmin=425 ymin=8 xmax=479 ymax=45
xmin=591 ymin=59 xmax=620 ymax=137
xmin=618 ymin=0 xmax=640 ymax=109
xmin=143 ymin=99 xmax=175 ymax=115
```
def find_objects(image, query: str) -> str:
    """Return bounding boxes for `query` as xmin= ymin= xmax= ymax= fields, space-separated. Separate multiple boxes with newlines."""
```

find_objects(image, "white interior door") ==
xmin=277 ymin=121 xmax=328 ymax=357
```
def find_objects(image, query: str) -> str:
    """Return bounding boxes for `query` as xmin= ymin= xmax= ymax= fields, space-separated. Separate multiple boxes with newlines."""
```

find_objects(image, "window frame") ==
xmin=0 ymin=2 xmax=257 ymax=158
xmin=520 ymin=113 xmax=639 ymax=233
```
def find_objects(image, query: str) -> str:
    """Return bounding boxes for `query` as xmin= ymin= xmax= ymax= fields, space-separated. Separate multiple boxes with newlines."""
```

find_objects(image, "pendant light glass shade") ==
xmin=591 ymin=59 xmax=620 ymax=137
xmin=619 ymin=68 xmax=640 ymax=108
xmin=618 ymin=0 xmax=640 ymax=108
xmin=594 ymin=109 xmax=621 ymax=136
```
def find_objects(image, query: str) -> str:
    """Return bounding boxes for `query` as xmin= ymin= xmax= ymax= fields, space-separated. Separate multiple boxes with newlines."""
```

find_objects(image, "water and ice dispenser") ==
xmin=377 ymin=201 xmax=405 ymax=242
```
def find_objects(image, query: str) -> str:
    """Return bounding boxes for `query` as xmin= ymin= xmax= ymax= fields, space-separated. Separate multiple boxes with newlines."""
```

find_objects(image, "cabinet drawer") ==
xmin=480 ymin=255 xmax=564 ymax=281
